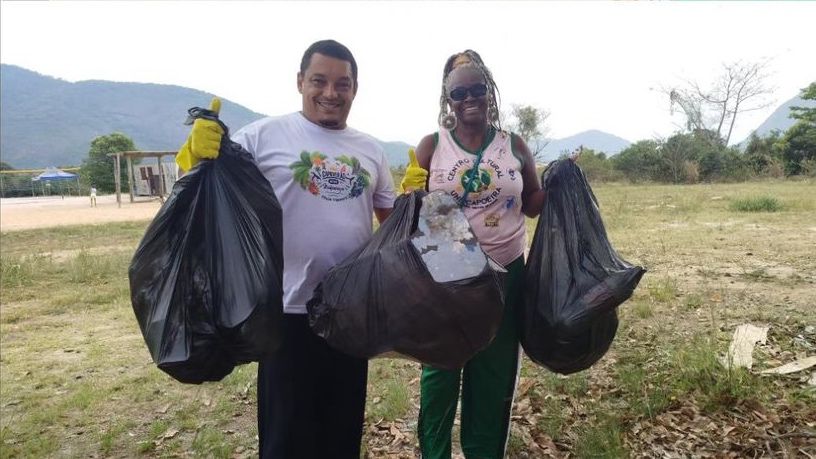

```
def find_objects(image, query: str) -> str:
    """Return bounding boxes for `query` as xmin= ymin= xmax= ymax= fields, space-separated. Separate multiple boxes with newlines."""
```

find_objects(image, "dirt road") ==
xmin=0 ymin=195 xmax=161 ymax=232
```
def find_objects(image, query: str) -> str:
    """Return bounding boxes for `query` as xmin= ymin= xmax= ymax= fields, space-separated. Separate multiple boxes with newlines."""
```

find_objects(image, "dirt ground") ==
xmin=0 ymin=194 xmax=161 ymax=232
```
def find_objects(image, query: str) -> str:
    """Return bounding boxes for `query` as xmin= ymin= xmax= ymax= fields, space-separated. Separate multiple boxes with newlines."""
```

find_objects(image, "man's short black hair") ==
xmin=300 ymin=39 xmax=358 ymax=85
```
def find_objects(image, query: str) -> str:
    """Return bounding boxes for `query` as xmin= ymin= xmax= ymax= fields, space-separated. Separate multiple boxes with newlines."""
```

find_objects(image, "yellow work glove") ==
xmin=399 ymin=148 xmax=428 ymax=193
xmin=176 ymin=97 xmax=225 ymax=172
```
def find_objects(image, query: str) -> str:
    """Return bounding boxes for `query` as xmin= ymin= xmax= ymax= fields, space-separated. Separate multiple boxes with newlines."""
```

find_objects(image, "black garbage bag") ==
xmin=307 ymin=190 xmax=505 ymax=370
xmin=522 ymin=160 xmax=645 ymax=374
xmin=129 ymin=107 xmax=284 ymax=384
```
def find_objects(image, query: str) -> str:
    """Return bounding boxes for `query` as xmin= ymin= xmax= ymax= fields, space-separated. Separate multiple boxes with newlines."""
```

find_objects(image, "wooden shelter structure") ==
xmin=108 ymin=151 xmax=177 ymax=208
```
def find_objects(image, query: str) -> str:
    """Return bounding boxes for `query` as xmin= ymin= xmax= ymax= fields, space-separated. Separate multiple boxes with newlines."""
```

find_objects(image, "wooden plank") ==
xmin=156 ymin=156 xmax=165 ymax=203
xmin=114 ymin=153 xmax=122 ymax=208
xmin=127 ymin=156 xmax=135 ymax=203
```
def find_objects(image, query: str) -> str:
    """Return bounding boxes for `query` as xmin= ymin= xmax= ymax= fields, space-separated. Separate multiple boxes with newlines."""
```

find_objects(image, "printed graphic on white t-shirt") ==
xmin=289 ymin=151 xmax=371 ymax=201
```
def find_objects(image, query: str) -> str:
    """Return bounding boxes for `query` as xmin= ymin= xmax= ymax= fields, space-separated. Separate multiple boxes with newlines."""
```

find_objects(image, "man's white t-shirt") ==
xmin=232 ymin=112 xmax=395 ymax=314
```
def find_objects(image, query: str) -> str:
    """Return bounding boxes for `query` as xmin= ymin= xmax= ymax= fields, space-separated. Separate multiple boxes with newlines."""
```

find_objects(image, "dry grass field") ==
xmin=1 ymin=180 xmax=814 ymax=458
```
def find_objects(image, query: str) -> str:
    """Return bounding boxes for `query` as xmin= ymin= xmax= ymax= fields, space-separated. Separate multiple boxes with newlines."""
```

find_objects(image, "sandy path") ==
xmin=0 ymin=195 xmax=162 ymax=232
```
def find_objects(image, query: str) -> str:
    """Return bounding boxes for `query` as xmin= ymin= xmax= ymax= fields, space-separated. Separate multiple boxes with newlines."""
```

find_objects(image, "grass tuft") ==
xmin=647 ymin=276 xmax=678 ymax=303
xmin=368 ymin=378 xmax=411 ymax=422
xmin=632 ymin=300 xmax=654 ymax=318
xmin=191 ymin=426 xmax=233 ymax=458
xmin=684 ymin=293 xmax=704 ymax=310
xmin=573 ymin=414 xmax=626 ymax=458
xmin=539 ymin=372 xmax=589 ymax=397
xmin=0 ymin=255 xmax=51 ymax=289
xmin=729 ymin=195 xmax=782 ymax=212
xmin=672 ymin=336 xmax=766 ymax=411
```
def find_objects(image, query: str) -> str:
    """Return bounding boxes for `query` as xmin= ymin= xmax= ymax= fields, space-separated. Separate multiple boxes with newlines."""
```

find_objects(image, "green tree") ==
xmin=612 ymin=140 xmax=662 ymax=182
xmin=80 ymin=133 xmax=136 ymax=193
xmin=654 ymin=130 xmax=747 ymax=183
xmin=565 ymin=148 xmax=621 ymax=182
xmin=778 ymin=121 xmax=816 ymax=175
xmin=777 ymin=83 xmax=816 ymax=175
xmin=506 ymin=105 xmax=551 ymax=160
xmin=789 ymin=82 xmax=816 ymax=124
xmin=660 ymin=133 xmax=701 ymax=183
xmin=743 ymin=131 xmax=784 ymax=176
xmin=698 ymin=147 xmax=748 ymax=182
xmin=0 ymin=162 xmax=15 ymax=171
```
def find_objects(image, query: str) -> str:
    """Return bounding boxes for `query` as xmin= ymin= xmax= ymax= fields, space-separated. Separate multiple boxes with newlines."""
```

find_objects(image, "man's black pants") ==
xmin=257 ymin=314 xmax=367 ymax=459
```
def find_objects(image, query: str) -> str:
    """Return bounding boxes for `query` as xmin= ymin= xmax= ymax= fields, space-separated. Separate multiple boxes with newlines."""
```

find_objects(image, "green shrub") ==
xmin=729 ymin=196 xmax=782 ymax=212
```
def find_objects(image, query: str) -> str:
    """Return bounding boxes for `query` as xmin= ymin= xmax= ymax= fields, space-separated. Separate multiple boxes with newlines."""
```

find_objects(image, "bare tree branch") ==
xmin=664 ymin=59 xmax=775 ymax=145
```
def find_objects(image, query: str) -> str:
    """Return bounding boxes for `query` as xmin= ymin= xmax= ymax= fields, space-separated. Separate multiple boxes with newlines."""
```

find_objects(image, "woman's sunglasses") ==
xmin=449 ymin=83 xmax=488 ymax=102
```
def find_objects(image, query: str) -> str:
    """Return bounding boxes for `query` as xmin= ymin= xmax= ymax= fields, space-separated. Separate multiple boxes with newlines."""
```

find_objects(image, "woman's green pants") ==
xmin=418 ymin=257 xmax=523 ymax=459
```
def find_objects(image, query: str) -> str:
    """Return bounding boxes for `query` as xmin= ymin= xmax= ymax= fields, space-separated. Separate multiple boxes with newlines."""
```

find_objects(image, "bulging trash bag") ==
xmin=129 ymin=107 xmax=284 ymax=384
xmin=522 ymin=160 xmax=645 ymax=375
xmin=307 ymin=190 xmax=505 ymax=370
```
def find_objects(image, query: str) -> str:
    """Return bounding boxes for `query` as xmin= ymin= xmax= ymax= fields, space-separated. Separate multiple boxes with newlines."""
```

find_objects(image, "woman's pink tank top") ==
xmin=429 ymin=129 xmax=526 ymax=266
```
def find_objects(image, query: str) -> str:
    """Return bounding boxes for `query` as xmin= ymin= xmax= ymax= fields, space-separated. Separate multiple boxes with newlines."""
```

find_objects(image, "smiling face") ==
xmin=297 ymin=52 xmax=357 ymax=129
xmin=446 ymin=66 xmax=488 ymax=128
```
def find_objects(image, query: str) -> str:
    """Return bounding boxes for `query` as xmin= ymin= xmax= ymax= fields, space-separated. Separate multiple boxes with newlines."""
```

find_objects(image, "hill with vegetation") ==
xmin=0 ymin=64 xmax=422 ymax=169
xmin=0 ymin=64 xmax=266 ymax=168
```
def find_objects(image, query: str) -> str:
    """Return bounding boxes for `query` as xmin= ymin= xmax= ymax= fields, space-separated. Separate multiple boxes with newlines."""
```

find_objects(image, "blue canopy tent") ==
xmin=31 ymin=167 xmax=80 ymax=197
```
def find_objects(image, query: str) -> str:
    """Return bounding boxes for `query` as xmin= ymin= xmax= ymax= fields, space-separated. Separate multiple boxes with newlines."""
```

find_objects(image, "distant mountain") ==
xmin=534 ymin=130 xmax=632 ymax=162
xmin=0 ymin=64 xmax=649 ymax=170
xmin=0 ymin=64 xmax=425 ymax=169
xmin=738 ymin=92 xmax=816 ymax=145
xmin=380 ymin=140 xmax=414 ymax=167
xmin=0 ymin=64 xmax=268 ymax=168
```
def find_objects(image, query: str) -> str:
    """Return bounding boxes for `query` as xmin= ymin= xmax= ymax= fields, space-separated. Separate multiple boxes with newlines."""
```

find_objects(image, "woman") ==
xmin=401 ymin=50 xmax=546 ymax=459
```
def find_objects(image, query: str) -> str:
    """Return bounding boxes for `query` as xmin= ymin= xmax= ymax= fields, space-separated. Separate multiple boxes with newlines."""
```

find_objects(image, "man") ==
xmin=176 ymin=39 xmax=395 ymax=458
